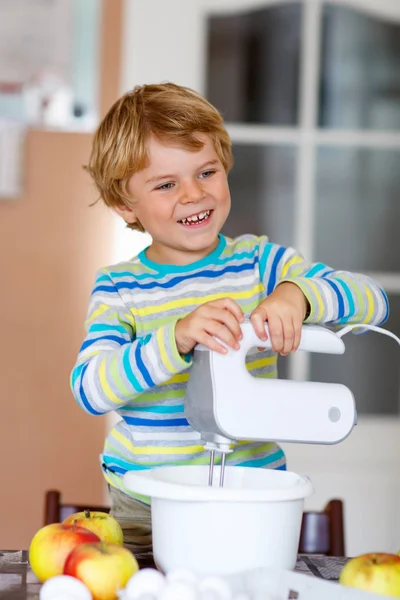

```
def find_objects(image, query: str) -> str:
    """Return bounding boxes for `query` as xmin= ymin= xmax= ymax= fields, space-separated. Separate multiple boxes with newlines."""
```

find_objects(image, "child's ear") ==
xmin=114 ymin=203 xmax=137 ymax=225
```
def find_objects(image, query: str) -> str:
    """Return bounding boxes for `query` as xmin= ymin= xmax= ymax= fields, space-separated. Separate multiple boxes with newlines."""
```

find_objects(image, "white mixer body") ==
xmin=185 ymin=323 xmax=357 ymax=446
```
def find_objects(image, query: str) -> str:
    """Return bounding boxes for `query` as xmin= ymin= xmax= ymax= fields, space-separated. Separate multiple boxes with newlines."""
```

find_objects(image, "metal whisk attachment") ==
xmin=208 ymin=449 xmax=227 ymax=487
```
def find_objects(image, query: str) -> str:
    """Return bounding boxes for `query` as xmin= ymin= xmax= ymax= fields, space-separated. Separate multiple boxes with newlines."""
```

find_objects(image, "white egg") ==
xmin=166 ymin=568 xmax=199 ymax=586
xmin=159 ymin=580 xmax=199 ymax=600
xmin=40 ymin=575 xmax=92 ymax=600
xmin=124 ymin=568 xmax=166 ymax=599
xmin=199 ymin=576 xmax=232 ymax=600
xmin=42 ymin=596 xmax=81 ymax=600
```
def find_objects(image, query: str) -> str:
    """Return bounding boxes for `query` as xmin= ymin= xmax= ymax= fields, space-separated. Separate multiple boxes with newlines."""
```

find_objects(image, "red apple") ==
xmin=64 ymin=542 xmax=139 ymax=600
xmin=63 ymin=510 xmax=123 ymax=546
xmin=339 ymin=552 xmax=400 ymax=597
xmin=29 ymin=523 xmax=100 ymax=583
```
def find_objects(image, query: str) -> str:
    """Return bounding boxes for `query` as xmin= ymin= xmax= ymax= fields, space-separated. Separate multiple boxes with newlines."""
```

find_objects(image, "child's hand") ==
xmin=175 ymin=298 xmax=245 ymax=355
xmin=250 ymin=282 xmax=309 ymax=355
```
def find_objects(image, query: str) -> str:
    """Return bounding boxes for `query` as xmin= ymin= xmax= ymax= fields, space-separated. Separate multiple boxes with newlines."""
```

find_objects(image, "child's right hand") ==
xmin=175 ymin=298 xmax=245 ymax=355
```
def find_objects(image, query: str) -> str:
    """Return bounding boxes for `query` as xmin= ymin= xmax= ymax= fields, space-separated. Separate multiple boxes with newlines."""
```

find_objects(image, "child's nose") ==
xmin=179 ymin=179 xmax=205 ymax=204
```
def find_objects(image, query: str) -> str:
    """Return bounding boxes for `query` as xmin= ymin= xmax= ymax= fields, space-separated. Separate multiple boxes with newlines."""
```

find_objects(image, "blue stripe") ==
xmin=102 ymin=465 xmax=127 ymax=474
xmin=123 ymin=404 xmax=184 ymax=414
xmin=103 ymin=457 xmax=150 ymax=471
xmin=93 ymin=261 xmax=258 ymax=294
xmin=96 ymin=274 xmax=112 ymax=283
xmin=106 ymin=250 xmax=258 ymax=281
xmin=305 ymin=263 xmax=334 ymax=277
xmin=267 ymin=246 xmax=286 ymax=295
xmin=259 ymin=243 xmax=273 ymax=282
xmin=123 ymin=346 xmax=143 ymax=393
xmin=77 ymin=363 xmax=104 ymax=415
xmin=123 ymin=417 xmax=189 ymax=427
xmin=88 ymin=324 xmax=129 ymax=334
xmin=80 ymin=335 xmax=127 ymax=351
xmin=71 ymin=362 xmax=85 ymax=389
xmin=324 ymin=279 xmax=345 ymax=319
xmin=334 ymin=278 xmax=355 ymax=324
xmin=238 ymin=449 xmax=285 ymax=468
xmin=135 ymin=344 xmax=154 ymax=387
xmin=379 ymin=289 xmax=390 ymax=324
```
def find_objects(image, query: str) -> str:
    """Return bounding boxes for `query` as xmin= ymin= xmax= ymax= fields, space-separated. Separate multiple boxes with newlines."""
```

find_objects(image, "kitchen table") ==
xmin=0 ymin=549 xmax=349 ymax=599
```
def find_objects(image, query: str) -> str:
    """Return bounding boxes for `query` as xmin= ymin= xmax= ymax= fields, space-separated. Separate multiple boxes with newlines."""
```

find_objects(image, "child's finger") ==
xmin=281 ymin=317 xmax=295 ymax=355
xmin=208 ymin=307 xmax=243 ymax=342
xmin=215 ymin=298 xmax=245 ymax=323
xmin=250 ymin=310 xmax=268 ymax=342
xmin=199 ymin=332 xmax=229 ymax=355
xmin=292 ymin=318 xmax=302 ymax=351
xmin=268 ymin=316 xmax=284 ymax=353
xmin=206 ymin=321 xmax=241 ymax=352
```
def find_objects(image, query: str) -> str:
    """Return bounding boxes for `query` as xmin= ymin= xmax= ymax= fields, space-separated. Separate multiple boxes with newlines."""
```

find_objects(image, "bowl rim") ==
xmin=123 ymin=465 xmax=314 ymax=502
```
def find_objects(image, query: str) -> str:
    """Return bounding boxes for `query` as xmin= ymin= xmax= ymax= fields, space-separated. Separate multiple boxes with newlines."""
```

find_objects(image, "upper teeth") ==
xmin=181 ymin=210 xmax=210 ymax=224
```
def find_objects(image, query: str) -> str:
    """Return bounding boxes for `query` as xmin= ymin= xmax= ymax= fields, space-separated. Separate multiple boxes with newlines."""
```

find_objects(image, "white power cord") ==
xmin=336 ymin=323 xmax=400 ymax=346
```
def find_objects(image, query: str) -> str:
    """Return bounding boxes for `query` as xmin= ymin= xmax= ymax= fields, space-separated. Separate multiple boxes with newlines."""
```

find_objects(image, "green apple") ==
xmin=339 ymin=552 xmax=400 ymax=597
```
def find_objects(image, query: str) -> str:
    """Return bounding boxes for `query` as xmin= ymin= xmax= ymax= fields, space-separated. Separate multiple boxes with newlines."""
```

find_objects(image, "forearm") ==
xmin=71 ymin=320 xmax=192 ymax=415
xmin=283 ymin=271 xmax=389 ymax=327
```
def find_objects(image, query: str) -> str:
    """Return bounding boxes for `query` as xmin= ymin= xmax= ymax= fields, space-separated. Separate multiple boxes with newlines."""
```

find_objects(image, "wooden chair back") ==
xmin=44 ymin=490 xmax=110 ymax=525
xmin=299 ymin=499 xmax=345 ymax=556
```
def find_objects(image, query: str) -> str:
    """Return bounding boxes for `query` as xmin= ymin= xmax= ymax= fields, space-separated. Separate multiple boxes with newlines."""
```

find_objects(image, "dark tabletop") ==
xmin=0 ymin=550 xmax=349 ymax=599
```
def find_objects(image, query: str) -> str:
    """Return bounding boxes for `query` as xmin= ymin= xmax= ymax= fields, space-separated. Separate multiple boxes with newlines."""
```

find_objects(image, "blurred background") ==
xmin=0 ymin=0 xmax=399 ymax=555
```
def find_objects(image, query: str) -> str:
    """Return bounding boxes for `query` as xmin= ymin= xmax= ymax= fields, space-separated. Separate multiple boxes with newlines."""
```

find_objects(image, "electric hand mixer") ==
xmin=185 ymin=321 xmax=400 ymax=488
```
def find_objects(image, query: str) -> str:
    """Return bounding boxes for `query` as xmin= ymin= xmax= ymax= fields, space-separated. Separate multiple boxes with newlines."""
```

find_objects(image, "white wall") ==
xmin=121 ymin=0 xmax=206 ymax=94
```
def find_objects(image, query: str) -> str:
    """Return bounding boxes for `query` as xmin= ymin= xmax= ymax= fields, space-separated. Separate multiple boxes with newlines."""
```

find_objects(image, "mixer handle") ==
xmin=239 ymin=322 xmax=346 ymax=355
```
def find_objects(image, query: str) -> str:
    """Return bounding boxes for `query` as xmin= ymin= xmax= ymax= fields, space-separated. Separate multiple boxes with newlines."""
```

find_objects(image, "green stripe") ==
xmin=110 ymin=353 xmax=130 ymax=396
xmin=122 ymin=404 xmax=184 ymax=413
xmin=341 ymin=274 xmax=365 ymax=320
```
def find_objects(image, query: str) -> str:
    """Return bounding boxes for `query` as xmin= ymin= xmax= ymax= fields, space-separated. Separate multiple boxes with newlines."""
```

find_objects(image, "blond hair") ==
xmin=86 ymin=82 xmax=233 ymax=231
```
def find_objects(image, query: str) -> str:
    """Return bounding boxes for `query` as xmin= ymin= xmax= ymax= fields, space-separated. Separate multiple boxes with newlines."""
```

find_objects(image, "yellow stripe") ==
xmin=123 ymin=312 xmax=135 ymax=328
xmin=281 ymin=255 xmax=304 ymax=279
xmin=111 ymin=429 xmax=137 ymax=453
xmin=364 ymin=285 xmax=375 ymax=322
xmin=80 ymin=350 xmax=102 ymax=360
xmin=130 ymin=444 xmax=205 ymax=455
xmin=99 ymin=358 xmax=122 ymax=404
xmin=132 ymin=285 xmax=263 ymax=317
xmin=247 ymin=356 xmax=277 ymax=371
xmin=86 ymin=304 xmax=110 ymax=324
xmin=305 ymin=280 xmax=325 ymax=321
xmin=110 ymin=429 xmax=204 ymax=455
xmin=157 ymin=327 xmax=175 ymax=372
xmin=166 ymin=373 xmax=189 ymax=384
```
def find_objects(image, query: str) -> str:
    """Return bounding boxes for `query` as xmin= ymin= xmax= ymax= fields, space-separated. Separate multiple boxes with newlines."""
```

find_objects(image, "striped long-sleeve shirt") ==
xmin=71 ymin=234 xmax=389 ymax=498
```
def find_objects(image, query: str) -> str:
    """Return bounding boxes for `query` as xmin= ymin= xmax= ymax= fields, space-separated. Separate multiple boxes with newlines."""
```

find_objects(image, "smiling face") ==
xmin=115 ymin=134 xmax=231 ymax=266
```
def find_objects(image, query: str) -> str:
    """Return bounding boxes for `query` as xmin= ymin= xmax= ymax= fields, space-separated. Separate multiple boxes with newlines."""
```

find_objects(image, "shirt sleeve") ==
xmin=70 ymin=270 xmax=192 ymax=415
xmin=258 ymin=238 xmax=389 ymax=328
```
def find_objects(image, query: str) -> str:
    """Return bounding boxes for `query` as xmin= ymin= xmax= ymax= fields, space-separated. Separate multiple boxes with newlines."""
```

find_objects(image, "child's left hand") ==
xmin=250 ymin=282 xmax=309 ymax=355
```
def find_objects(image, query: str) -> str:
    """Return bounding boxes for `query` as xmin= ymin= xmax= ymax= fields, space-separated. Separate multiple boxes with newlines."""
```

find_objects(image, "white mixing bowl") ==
xmin=123 ymin=465 xmax=313 ymax=575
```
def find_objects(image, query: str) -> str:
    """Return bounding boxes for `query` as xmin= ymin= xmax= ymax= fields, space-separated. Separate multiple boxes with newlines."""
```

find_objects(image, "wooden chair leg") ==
xmin=326 ymin=499 xmax=345 ymax=556
xmin=44 ymin=490 xmax=61 ymax=525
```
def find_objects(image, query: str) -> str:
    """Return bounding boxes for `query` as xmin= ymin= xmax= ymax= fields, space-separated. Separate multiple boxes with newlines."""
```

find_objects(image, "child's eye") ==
xmin=199 ymin=170 xmax=215 ymax=179
xmin=156 ymin=182 xmax=174 ymax=191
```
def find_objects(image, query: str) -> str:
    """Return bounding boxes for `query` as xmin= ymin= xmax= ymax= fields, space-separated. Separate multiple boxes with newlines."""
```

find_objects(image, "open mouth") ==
xmin=178 ymin=210 xmax=212 ymax=226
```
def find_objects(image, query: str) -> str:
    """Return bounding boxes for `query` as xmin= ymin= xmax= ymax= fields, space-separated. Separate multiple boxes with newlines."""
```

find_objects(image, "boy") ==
xmin=71 ymin=83 xmax=389 ymax=551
